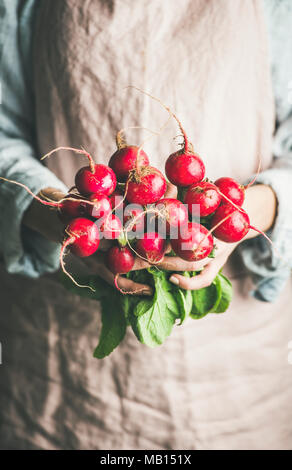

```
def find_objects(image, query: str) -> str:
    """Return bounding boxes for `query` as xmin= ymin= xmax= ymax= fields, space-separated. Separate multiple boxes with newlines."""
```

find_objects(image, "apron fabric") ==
xmin=1 ymin=0 xmax=292 ymax=450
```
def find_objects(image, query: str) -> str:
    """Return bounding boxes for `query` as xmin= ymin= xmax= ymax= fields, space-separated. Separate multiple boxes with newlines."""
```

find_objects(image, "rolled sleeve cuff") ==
xmin=239 ymin=164 xmax=292 ymax=302
xmin=0 ymin=154 xmax=68 ymax=278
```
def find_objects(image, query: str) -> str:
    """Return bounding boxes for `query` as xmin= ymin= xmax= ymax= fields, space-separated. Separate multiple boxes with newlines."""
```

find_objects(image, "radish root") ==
xmin=244 ymin=157 xmax=262 ymax=190
xmin=116 ymin=125 xmax=165 ymax=150
xmin=0 ymin=177 xmax=59 ymax=207
xmin=41 ymin=146 xmax=96 ymax=174
xmin=60 ymin=237 xmax=95 ymax=292
xmin=127 ymin=85 xmax=190 ymax=153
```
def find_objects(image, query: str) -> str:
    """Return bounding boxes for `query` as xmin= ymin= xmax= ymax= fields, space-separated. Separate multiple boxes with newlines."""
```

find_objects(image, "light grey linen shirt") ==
xmin=0 ymin=0 xmax=291 ymax=301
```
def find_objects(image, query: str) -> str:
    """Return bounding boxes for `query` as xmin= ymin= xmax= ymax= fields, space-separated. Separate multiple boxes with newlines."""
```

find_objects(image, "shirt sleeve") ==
xmin=239 ymin=117 xmax=292 ymax=302
xmin=239 ymin=0 xmax=292 ymax=302
xmin=0 ymin=0 xmax=68 ymax=278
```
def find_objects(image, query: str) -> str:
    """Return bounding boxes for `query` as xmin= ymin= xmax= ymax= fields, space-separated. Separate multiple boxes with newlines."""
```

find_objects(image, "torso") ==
xmin=1 ymin=0 xmax=291 ymax=450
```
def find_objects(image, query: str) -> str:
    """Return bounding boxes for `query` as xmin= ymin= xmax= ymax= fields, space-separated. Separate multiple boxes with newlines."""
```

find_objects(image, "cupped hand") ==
xmin=159 ymin=239 xmax=238 ymax=290
xmin=85 ymin=181 xmax=178 ymax=295
xmin=82 ymin=249 xmax=152 ymax=295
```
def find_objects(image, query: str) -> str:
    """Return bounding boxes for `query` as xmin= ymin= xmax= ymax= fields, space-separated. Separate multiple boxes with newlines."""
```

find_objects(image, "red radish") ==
xmin=60 ymin=217 xmax=100 ymax=291
xmin=123 ymin=204 xmax=145 ymax=233
xmin=99 ymin=213 xmax=122 ymax=239
xmin=128 ymin=86 xmax=205 ymax=187
xmin=171 ymin=222 xmax=214 ymax=261
xmin=211 ymin=204 xmax=250 ymax=243
xmin=165 ymin=152 xmax=205 ymax=187
xmin=215 ymin=177 xmax=245 ymax=207
xmin=184 ymin=181 xmax=221 ymax=217
xmin=154 ymin=198 xmax=188 ymax=234
xmin=42 ymin=146 xmax=117 ymax=196
xmin=135 ymin=232 xmax=166 ymax=263
xmin=88 ymin=193 xmax=111 ymax=219
xmin=105 ymin=245 xmax=135 ymax=274
xmin=210 ymin=204 xmax=280 ymax=259
xmin=109 ymin=146 xmax=149 ymax=182
xmin=126 ymin=166 xmax=166 ymax=204
xmin=75 ymin=163 xmax=116 ymax=197
xmin=63 ymin=217 xmax=100 ymax=257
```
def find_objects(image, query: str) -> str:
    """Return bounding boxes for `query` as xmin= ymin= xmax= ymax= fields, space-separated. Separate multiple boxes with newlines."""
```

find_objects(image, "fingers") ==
xmin=132 ymin=257 xmax=151 ymax=271
xmin=164 ymin=182 xmax=178 ymax=199
xmin=169 ymin=262 xmax=219 ymax=290
xmin=158 ymin=256 xmax=211 ymax=272
xmin=115 ymin=275 xmax=153 ymax=296
xmin=99 ymin=266 xmax=152 ymax=295
xmin=83 ymin=254 xmax=152 ymax=296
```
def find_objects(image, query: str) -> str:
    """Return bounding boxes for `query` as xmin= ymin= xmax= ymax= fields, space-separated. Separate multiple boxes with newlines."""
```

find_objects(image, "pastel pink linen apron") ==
xmin=0 ymin=0 xmax=291 ymax=450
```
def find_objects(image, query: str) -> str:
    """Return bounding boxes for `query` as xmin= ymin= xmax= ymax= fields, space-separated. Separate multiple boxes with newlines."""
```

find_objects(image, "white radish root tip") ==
xmin=60 ymin=238 xmax=96 ymax=292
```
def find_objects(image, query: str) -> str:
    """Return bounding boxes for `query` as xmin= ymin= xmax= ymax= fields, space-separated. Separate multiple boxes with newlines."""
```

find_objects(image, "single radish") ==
xmin=60 ymin=217 xmax=100 ymax=291
xmin=105 ymin=245 xmax=135 ymax=274
xmin=135 ymin=232 xmax=166 ymax=263
xmin=75 ymin=163 xmax=116 ymax=197
xmin=154 ymin=198 xmax=188 ymax=235
xmin=41 ymin=146 xmax=117 ymax=196
xmin=211 ymin=204 xmax=250 ymax=243
xmin=184 ymin=181 xmax=221 ymax=217
xmin=165 ymin=152 xmax=205 ymax=187
xmin=109 ymin=146 xmax=149 ymax=182
xmin=210 ymin=203 xmax=280 ymax=261
xmin=87 ymin=193 xmax=111 ymax=219
xmin=123 ymin=204 xmax=145 ymax=233
xmin=215 ymin=177 xmax=245 ymax=207
xmin=126 ymin=166 xmax=166 ymax=204
xmin=128 ymin=86 xmax=205 ymax=187
xmin=99 ymin=213 xmax=122 ymax=240
xmin=171 ymin=222 xmax=214 ymax=261
xmin=63 ymin=217 xmax=100 ymax=257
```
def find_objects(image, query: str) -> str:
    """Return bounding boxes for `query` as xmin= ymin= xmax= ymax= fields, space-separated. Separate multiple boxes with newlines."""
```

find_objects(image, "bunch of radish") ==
xmin=0 ymin=89 xmax=272 ymax=294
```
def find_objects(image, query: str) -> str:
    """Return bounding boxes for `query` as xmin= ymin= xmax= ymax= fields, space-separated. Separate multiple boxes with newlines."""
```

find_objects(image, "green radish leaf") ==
xmin=61 ymin=263 xmax=233 ymax=357
xmin=208 ymin=246 xmax=217 ymax=258
xmin=130 ymin=271 xmax=180 ymax=347
xmin=197 ymin=214 xmax=213 ymax=229
xmin=177 ymin=186 xmax=188 ymax=202
xmin=214 ymin=273 xmax=233 ymax=313
xmin=190 ymin=275 xmax=222 ymax=319
xmin=175 ymin=288 xmax=192 ymax=324
xmin=165 ymin=249 xmax=177 ymax=257
xmin=121 ymin=294 xmax=140 ymax=322
xmin=93 ymin=292 xmax=127 ymax=359
xmin=134 ymin=298 xmax=154 ymax=317
xmin=172 ymin=272 xmax=192 ymax=325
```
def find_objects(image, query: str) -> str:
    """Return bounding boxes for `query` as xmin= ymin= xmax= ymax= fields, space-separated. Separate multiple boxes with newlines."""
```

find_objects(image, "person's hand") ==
xmin=86 ymin=181 xmax=177 ymax=295
xmin=23 ymin=182 xmax=277 ymax=294
xmin=82 ymin=252 xmax=152 ymax=295
xmin=159 ymin=183 xmax=277 ymax=291
xmin=159 ymin=239 xmax=237 ymax=290
xmin=23 ymin=187 xmax=67 ymax=243
xmin=23 ymin=187 xmax=153 ymax=295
